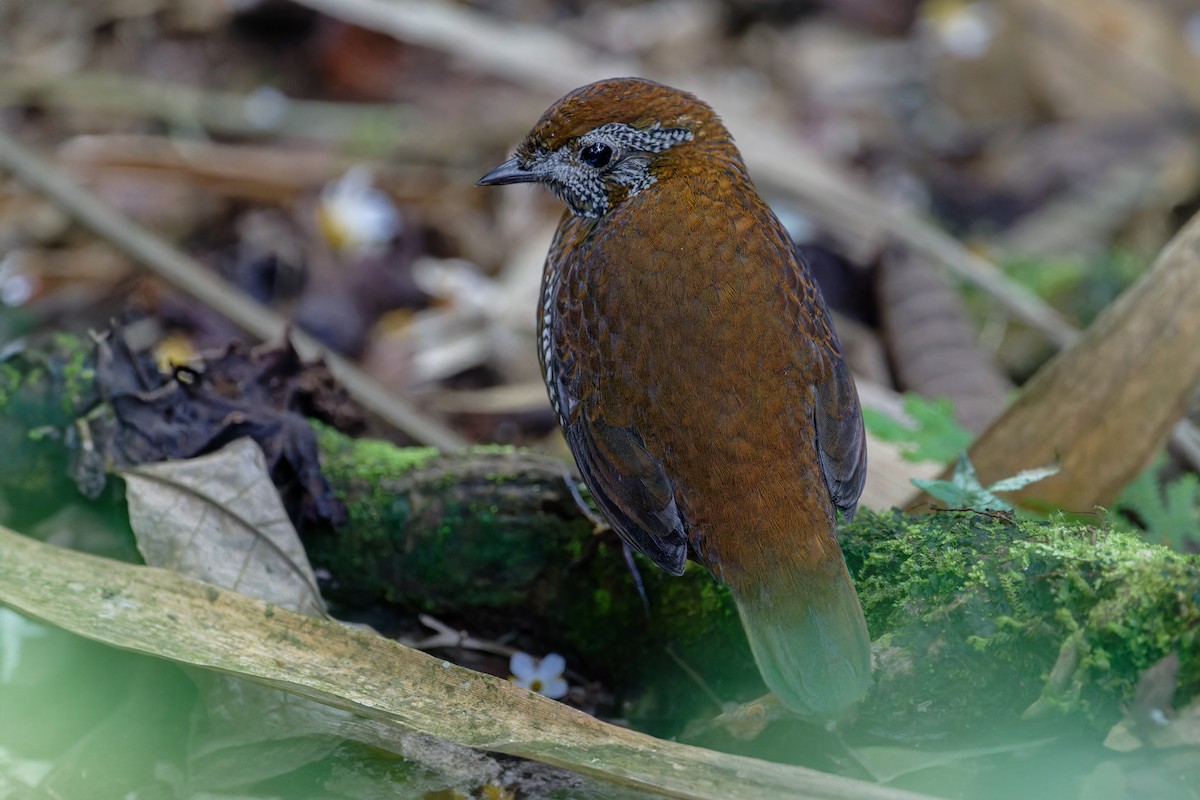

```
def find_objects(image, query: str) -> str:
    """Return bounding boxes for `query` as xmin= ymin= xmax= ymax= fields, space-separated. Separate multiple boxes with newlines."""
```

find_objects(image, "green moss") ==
xmin=592 ymin=588 xmax=612 ymax=616
xmin=314 ymin=423 xmax=438 ymax=536
xmin=311 ymin=425 xmax=602 ymax=615
xmin=842 ymin=511 xmax=1200 ymax=729
xmin=0 ymin=360 xmax=21 ymax=406
xmin=58 ymin=335 xmax=95 ymax=415
xmin=316 ymin=424 xmax=441 ymax=482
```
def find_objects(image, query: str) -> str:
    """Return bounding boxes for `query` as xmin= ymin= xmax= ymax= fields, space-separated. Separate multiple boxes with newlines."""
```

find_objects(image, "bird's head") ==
xmin=478 ymin=78 xmax=734 ymax=218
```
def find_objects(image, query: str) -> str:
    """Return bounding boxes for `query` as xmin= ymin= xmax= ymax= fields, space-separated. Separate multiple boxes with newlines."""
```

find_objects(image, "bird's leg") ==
xmin=564 ymin=472 xmax=606 ymax=571
xmin=563 ymin=471 xmax=651 ymax=616
xmin=663 ymin=643 xmax=728 ymax=714
xmin=620 ymin=541 xmax=652 ymax=619
xmin=564 ymin=471 xmax=605 ymax=528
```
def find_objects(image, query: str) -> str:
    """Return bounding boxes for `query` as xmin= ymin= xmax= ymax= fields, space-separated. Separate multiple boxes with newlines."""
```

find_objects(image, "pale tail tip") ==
xmin=734 ymin=574 xmax=873 ymax=719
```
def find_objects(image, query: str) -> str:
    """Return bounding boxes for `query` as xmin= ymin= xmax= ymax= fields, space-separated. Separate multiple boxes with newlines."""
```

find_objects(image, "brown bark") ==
xmin=912 ymin=210 xmax=1200 ymax=511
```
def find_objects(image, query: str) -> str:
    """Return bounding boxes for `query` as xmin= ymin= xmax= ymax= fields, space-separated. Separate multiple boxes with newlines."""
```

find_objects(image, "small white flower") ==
xmin=0 ymin=250 xmax=34 ymax=307
xmin=509 ymin=651 xmax=568 ymax=699
xmin=316 ymin=166 xmax=400 ymax=257
xmin=242 ymin=85 xmax=290 ymax=130
xmin=927 ymin=1 xmax=998 ymax=60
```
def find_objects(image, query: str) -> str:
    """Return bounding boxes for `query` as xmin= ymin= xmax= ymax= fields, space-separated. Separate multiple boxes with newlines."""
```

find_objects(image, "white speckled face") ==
xmin=528 ymin=123 xmax=693 ymax=218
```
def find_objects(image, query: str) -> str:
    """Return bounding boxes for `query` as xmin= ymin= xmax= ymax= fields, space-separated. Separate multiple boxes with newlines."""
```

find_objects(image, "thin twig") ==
xmin=403 ymin=613 xmax=516 ymax=657
xmin=0 ymin=129 xmax=468 ymax=450
xmin=0 ymin=69 xmax=476 ymax=157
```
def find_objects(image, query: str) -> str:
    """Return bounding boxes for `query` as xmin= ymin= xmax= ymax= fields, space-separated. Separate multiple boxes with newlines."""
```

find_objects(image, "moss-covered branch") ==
xmin=308 ymin=426 xmax=757 ymax=729
xmin=2 ymin=331 xmax=1197 ymax=744
xmin=310 ymin=425 xmax=1200 ymax=739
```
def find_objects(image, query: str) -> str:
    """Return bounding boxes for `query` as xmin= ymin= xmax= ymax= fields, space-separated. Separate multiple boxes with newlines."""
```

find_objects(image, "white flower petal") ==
xmin=538 ymin=652 xmax=565 ymax=679
xmin=509 ymin=651 xmax=536 ymax=682
xmin=540 ymin=676 xmax=569 ymax=700
xmin=242 ymin=85 xmax=290 ymax=130
xmin=317 ymin=167 xmax=400 ymax=256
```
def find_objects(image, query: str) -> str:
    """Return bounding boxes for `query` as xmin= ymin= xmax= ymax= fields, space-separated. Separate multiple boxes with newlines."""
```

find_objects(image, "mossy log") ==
xmin=310 ymin=425 xmax=1200 ymax=740
xmin=1 ymin=333 xmax=1197 ymax=744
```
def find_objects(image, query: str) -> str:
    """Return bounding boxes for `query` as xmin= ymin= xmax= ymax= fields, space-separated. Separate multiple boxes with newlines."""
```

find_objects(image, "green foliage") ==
xmin=1070 ymin=250 xmax=1147 ymax=326
xmin=1002 ymin=254 xmax=1089 ymax=303
xmin=913 ymin=453 xmax=1059 ymax=512
xmin=862 ymin=394 xmax=974 ymax=464
xmin=1117 ymin=457 xmax=1200 ymax=552
xmin=1001 ymin=250 xmax=1145 ymax=326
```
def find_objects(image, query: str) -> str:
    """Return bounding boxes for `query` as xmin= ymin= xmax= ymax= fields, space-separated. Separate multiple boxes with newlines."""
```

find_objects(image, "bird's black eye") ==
xmin=579 ymin=142 xmax=613 ymax=169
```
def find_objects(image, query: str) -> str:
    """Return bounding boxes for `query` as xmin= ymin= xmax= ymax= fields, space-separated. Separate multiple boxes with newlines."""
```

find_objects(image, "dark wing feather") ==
xmin=813 ymin=354 xmax=868 ymax=521
xmin=541 ymin=220 xmax=689 ymax=576
xmin=780 ymin=240 xmax=868 ymax=522
xmin=565 ymin=414 xmax=689 ymax=575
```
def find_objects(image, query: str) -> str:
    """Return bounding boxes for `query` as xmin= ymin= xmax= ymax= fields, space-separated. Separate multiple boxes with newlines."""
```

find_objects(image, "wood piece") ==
xmin=927 ymin=210 xmax=1200 ymax=510
xmin=877 ymin=247 xmax=1011 ymax=434
xmin=0 ymin=523 xmax=932 ymax=800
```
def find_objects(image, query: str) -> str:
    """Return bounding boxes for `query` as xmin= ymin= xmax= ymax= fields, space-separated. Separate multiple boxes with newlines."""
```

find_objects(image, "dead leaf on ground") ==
xmin=120 ymin=436 xmax=325 ymax=615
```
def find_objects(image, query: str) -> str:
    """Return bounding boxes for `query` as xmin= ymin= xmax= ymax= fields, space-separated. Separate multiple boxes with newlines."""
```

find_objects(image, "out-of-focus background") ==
xmin=3 ymin=0 xmax=1200 ymax=797
xmin=6 ymin=0 xmax=1200 ymax=514
xmin=3 ymin=0 xmax=1199 ymax=470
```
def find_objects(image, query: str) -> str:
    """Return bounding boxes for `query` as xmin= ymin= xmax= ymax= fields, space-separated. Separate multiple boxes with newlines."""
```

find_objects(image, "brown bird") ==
xmin=479 ymin=78 xmax=871 ymax=717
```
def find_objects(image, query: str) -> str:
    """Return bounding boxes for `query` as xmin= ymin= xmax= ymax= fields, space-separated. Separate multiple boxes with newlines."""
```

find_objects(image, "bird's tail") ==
xmin=730 ymin=558 xmax=872 ymax=719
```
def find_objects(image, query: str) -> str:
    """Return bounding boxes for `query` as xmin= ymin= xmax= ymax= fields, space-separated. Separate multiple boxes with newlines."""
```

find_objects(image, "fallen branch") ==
xmin=928 ymin=208 xmax=1200 ymax=510
xmin=2 ymin=333 xmax=1196 ymax=740
xmin=0 ymin=523 xmax=930 ymax=800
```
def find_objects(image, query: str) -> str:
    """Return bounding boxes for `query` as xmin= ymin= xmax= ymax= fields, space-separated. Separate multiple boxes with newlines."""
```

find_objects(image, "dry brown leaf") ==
xmin=120 ymin=437 xmax=325 ymax=615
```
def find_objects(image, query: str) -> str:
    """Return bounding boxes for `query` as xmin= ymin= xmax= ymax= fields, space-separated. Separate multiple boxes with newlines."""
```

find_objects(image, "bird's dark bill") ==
xmin=477 ymin=157 xmax=542 ymax=186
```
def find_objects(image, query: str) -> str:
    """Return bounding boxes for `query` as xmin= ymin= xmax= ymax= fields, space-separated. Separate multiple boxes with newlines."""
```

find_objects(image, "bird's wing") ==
xmin=565 ymin=413 xmax=689 ymax=575
xmin=812 ymin=347 xmax=868 ymax=521
xmin=778 ymin=237 xmax=868 ymax=522
xmin=539 ymin=219 xmax=689 ymax=576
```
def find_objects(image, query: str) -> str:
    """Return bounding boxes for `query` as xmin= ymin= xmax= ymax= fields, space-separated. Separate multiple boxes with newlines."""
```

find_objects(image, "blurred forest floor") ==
xmin=6 ymin=0 xmax=1200 ymax=535
xmin=5 ymin=0 xmax=1200 ymax=523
